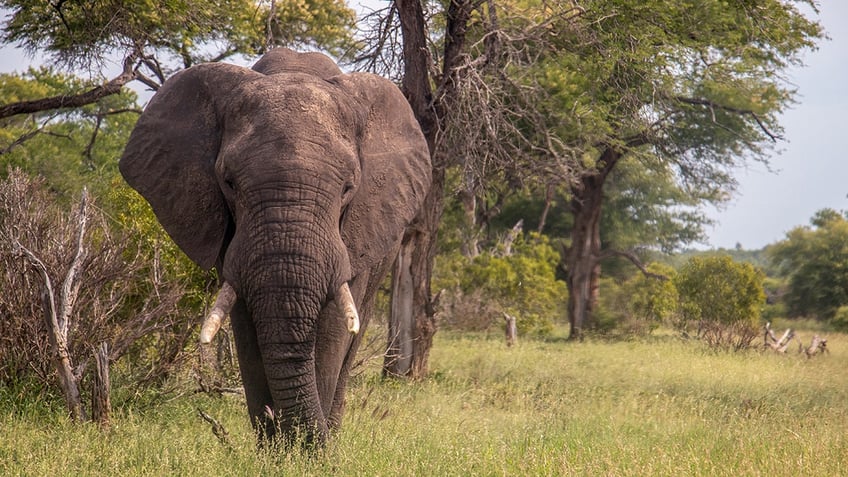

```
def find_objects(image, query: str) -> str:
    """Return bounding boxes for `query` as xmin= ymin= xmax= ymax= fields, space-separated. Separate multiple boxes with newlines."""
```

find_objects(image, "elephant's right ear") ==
xmin=119 ymin=64 xmax=260 ymax=270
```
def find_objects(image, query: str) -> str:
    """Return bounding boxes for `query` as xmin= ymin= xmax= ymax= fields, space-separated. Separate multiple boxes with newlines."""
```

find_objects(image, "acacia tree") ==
xmin=526 ymin=0 xmax=822 ymax=339
xmin=363 ymin=0 xmax=822 ymax=360
xmin=0 ymin=0 xmax=356 ymax=120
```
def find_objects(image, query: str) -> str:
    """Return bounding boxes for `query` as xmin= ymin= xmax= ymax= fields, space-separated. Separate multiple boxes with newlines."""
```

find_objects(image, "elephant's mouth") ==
xmin=199 ymin=280 xmax=359 ymax=344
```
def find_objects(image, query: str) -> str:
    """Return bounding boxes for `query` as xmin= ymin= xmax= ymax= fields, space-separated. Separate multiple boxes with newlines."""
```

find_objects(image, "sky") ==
xmin=701 ymin=2 xmax=848 ymax=249
xmin=0 ymin=2 xmax=845 ymax=251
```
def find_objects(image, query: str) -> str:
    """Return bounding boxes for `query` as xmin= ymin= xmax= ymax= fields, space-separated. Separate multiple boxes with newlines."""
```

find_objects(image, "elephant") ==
xmin=119 ymin=48 xmax=431 ymax=447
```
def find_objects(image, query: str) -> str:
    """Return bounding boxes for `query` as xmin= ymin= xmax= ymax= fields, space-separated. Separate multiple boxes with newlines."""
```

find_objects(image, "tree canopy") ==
xmin=768 ymin=209 xmax=848 ymax=321
xmin=503 ymin=0 xmax=822 ymax=336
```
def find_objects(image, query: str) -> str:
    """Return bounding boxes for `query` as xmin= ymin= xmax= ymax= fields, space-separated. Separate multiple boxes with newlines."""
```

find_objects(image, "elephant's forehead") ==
xmin=231 ymin=75 xmax=345 ymax=122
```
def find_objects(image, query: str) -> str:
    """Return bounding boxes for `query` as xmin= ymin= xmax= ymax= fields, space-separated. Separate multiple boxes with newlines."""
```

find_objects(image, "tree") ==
xmin=674 ymin=255 xmax=765 ymax=350
xmin=366 ymin=0 xmax=822 ymax=365
xmin=768 ymin=209 xmax=848 ymax=321
xmin=0 ymin=0 xmax=356 ymax=120
xmin=525 ymin=0 xmax=822 ymax=339
xmin=0 ymin=68 xmax=141 ymax=199
xmin=360 ymin=0 xmax=585 ymax=378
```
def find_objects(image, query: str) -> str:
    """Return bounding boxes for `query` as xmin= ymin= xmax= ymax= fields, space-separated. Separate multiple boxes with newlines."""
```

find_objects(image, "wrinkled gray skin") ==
xmin=119 ymin=48 xmax=430 ymax=446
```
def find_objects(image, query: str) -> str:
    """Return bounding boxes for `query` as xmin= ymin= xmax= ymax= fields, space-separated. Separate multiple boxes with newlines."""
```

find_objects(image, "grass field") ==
xmin=2 ymin=326 xmax=846 ymax=476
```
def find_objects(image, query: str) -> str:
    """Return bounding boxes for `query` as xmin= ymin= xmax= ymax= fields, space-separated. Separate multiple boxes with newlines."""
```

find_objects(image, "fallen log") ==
xmin=801 ymin=335 xmax=828 ymax=358
xmin=763 ymin=322 xmax=795 ymax=353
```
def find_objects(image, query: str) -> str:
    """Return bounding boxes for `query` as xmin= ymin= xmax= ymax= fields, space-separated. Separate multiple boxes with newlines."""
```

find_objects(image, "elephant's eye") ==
xmin=342 ymin=182 xmax=354 ymax=200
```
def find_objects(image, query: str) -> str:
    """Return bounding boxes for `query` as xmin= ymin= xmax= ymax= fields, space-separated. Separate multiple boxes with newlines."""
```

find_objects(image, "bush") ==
xmin=674 ymin=255 xmax=765 ymax=350
xmin=434 ymin=233 xmax=567 ymax=336
xmin=832 ymin=306 xmax=848 ymax=332
xmin=595 ymin=263 xmax=678 ymax=337
xmin=0 ymin=170 xmax=200 ymax=394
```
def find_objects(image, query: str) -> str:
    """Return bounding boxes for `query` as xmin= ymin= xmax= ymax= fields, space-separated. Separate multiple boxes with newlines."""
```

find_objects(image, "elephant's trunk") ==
xmin=231 ymin=193 xmax=351 ymax=446
xmin=246 ymin=257 xmax=330 ymax=445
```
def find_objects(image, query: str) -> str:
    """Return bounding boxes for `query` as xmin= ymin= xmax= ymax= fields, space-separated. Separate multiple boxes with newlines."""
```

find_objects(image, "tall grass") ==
xmin=2 ymin=328 xmax=846 ymax=476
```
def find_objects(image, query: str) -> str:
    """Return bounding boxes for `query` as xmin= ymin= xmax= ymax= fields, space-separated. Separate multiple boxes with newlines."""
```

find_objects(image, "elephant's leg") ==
xmin=229 ymin=298 xmax=276 ymax=443
xmin=323 ymin=253 xmax=397 ymax=429
xmin=314 ymin=279 xmax=364 ymax=425
xmin=326 ymin=287 xmax=377 ymax=429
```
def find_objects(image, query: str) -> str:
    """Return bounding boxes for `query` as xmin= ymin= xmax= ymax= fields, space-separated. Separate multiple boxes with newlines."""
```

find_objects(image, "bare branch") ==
xmin=58 ymin=189 xmax=89 ymax=336
xmin=0 ymin=113 xmax=61 ymax=155
xmin=597 ymin=249 xmax=668 ymax=280
xmin=672 ymin=96 xmax=782 ymax=141
xmin=0 ymin=53 xmax=139 ymax=120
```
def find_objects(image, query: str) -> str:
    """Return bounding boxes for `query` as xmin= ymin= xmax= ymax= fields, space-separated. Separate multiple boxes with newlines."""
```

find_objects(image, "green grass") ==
xmin=2 ymin=328 xmax=846 ymax=476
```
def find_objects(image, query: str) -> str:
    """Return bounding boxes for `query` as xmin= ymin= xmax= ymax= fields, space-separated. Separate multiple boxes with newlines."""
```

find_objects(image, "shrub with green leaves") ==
xmin=832 ymin=306 xmax=848 ymax=333
xmin=674 ymin=255 xmax=765 ymax=349
xmin=435 ymin=233 xmax=567 ymax=336
xmin=594 ymin=263 xmax=677 ymax=336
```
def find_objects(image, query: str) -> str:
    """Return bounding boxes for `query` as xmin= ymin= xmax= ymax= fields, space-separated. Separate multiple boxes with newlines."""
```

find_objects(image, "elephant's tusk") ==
xmin=200 ymin=282 xmax=237 ymax=344
xmin=336 ymin=282 xmax=360 ymax=334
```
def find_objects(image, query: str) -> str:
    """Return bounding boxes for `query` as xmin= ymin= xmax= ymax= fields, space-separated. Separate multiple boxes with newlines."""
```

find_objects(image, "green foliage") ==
xmin=626 ymin=263 xmax=678 ymax=324
xmin=674 ymin=255 xmax=765 ymax=349
xmin=516 ymin=0 xmax=822 ymax=251
xmin=675 ymin=255 xmax=765 ymax=327
xmin=536 ymin=0 xmax=822 ymax=170
xmin=602 ymin=158 xmax=708 ymax=253
xmin=768 ymin=209 xmax=848 ymax=320
xmin=595 ymin=263 xmax=678 ymax=336
xmin=831 ymin=306 xmax=848 ymax=333
xmin=0 ymin=68 xmax=139 ymax=200
xmin=435 ymin=234 xmax=567 ymax=336
xmin=1 ymin=0 xmax=356 ymax=66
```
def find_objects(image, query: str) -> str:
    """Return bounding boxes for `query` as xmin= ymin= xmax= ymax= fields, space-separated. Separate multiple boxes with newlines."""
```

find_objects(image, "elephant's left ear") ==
xmin=332 ymin=73 xmax=432 ymax=275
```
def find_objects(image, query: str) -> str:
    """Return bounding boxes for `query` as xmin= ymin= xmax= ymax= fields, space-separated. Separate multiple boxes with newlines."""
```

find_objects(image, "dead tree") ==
xmin=11 ymin=189 xmax=90 ymax=421
xmin=503 ymin=312 xmax=517 ymax=347
xmin=763 ymin=322 xmax=795 ymax=353
xmin=1 ymin=171 xmax=191 ymax=420
xmin=801 ymin=335 xmax=828 ymax=358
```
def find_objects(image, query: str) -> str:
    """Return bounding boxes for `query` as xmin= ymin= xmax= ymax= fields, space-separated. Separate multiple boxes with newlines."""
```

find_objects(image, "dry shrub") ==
xmin=0 ymin=169 xmax=195 ymax=389
xmin=438 ymin=288 xmax=501 ymax=332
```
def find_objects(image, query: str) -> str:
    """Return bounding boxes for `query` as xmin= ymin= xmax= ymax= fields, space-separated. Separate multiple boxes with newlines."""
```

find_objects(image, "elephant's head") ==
xmin=119 ymin=48 xmax=430 ymax=445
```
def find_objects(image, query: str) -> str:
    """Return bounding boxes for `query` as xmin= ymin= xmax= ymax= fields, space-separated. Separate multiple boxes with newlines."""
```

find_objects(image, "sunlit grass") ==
xmin=2 ymin=328 xmax=846 ymax=476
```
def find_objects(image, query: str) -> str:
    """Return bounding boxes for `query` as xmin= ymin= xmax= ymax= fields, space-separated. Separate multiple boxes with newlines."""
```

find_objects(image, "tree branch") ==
xmin=0 ymin=54 xmax=138 ymax=120
xmin=673 ymin=96 xmax=781 ymax=141
xmin=59 ymin=189 xmax=89 ymax=336
xmin=596 ymin=249 xmax=668 ymax=280
xmin=0 ymin=114 xmax=60 ymax=155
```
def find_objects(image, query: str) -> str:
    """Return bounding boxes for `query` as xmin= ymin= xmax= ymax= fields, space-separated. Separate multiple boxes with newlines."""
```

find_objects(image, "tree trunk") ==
xmin=459 ymin=188 xmax=480 ymax=257
xmin=564 ymin=148 xmax=620 ymax=340
xmin=385 ymin=0 xmax=471 ymax=379
xmin=41 ymin=289 xmax=85 ymax=422
xmin=91 ymin=342 xmax=111 ymax=428
xmin=503 ymin=313 xmax=517 ymax=347
xmin=537 ymin=183 xmax=555 ymax=234
xmin=384 ymin=243 xmax=414 ymax=376
xmin=385 ymin=168 xmax=445 ymax=379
